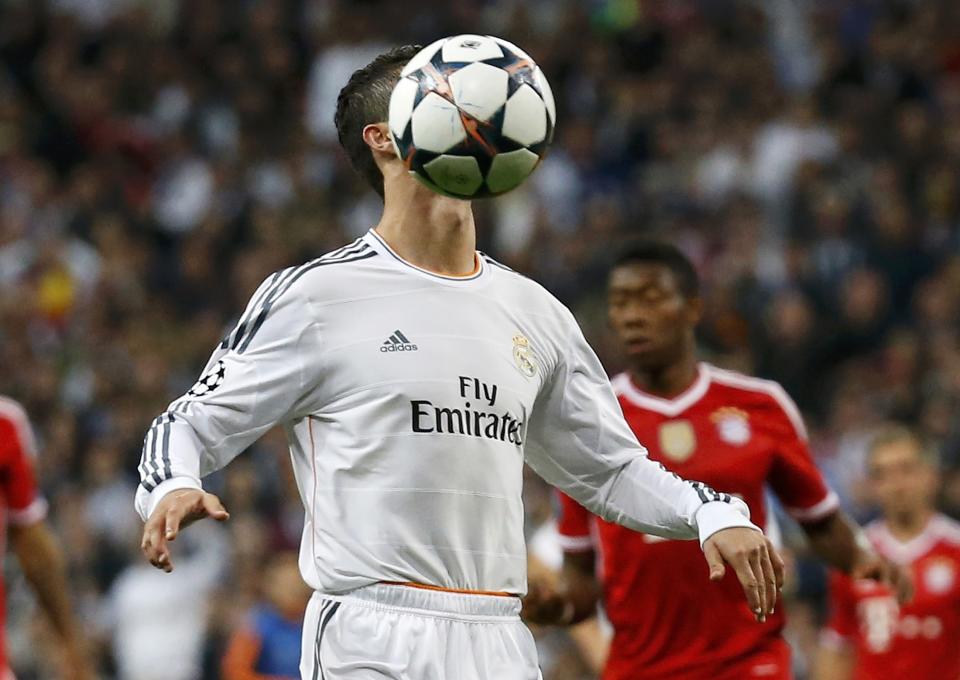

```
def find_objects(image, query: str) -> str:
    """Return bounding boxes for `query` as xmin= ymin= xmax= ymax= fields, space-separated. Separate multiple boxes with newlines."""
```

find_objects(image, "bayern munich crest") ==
xmin=711 ymin=407 xmax=752 ymax=446
xmin=924 ymin=558 xmax=956 ymax=594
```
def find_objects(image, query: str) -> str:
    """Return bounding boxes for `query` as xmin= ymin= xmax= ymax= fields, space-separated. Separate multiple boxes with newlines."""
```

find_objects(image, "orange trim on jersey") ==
xmin=380 ymin=581 xmax=518 ymax=598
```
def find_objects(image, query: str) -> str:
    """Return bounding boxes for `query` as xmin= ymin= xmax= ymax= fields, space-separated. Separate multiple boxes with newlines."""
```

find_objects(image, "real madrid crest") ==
xmin=711 ymin=407 xmax=752 ymax=446
xmin=924 ymin=557 xmax=956 ymax=594
xmin=659 ymin=420 xmax=696 ymax=463
xmin=512 ymin=334 xmax=537 ymax=377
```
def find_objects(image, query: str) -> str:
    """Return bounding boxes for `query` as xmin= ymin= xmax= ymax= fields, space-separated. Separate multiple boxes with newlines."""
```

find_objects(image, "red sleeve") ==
xmin=762 ymin=387 xmax=839 ymax=523
xmin=821 ymin=570 xmax=857 ymax=648
xmin=0 ymin=400 xmax=48 ymax=527
xmin=556 ymin=491 xmax=594 ymax=552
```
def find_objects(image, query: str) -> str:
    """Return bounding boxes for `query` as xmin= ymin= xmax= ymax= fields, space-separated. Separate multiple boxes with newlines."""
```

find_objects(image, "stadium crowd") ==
xmin=1 ymin=0 xmax=959 ymax=677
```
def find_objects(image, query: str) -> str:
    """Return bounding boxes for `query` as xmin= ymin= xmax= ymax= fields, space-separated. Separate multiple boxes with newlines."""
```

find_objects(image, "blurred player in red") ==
xmin=0 ymin=396 xmax=90 ymax=680
xmin=815 ymin=425 xmax=960 ymax=680
xmin=522 ymin=242 xmax=909 ymax=680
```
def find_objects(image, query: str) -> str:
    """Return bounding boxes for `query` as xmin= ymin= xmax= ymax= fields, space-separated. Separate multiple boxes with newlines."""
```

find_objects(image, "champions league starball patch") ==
xmin=187 ymin=360 xmax=226 ymax=397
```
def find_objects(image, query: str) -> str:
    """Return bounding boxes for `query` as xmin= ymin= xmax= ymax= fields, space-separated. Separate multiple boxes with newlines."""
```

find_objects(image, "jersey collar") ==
xmin=870 ymin=514 xmax=949 ymax=566
xmin=612 ymin=363 xmax=712 ymax=416
xmin=364 ymin=229 xmax=489 ymax=286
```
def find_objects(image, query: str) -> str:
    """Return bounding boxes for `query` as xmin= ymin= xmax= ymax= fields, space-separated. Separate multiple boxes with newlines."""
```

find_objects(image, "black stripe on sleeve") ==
xmin=161 ymin=413 xmax=175 ymax=481
xmin=238 ymin=248 xmax=376 ymax=354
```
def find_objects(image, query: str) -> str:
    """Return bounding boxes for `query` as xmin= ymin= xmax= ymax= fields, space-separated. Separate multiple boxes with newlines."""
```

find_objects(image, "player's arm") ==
xmin=137 ymin=271 xmax=323 ymax=571
xmin=523 ymin=315 xmax=783 ymax=620
xmin=803 ymin=511 xmax=910 ymax=601
xmin=812 ymin=571 xmax=857 ymax=680
xmin=10 ymin=521 xmax=91 ymax=680
xmin=813 ymin=644 xmax=854 ymax=680
xmin=523 ymin=494 xmax=601 ymax=625
xmin=0 ymin=408 xmax=91 ymax=680
xmin=764 ymin=397 xmax=911 ymax=602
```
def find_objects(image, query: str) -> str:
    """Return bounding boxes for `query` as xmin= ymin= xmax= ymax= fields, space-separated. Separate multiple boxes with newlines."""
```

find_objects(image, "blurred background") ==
xmin=1 ymin=0 xmax=959 ymax=678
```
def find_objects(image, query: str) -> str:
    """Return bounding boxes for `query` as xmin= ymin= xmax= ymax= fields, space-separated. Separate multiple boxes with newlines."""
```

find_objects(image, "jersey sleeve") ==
xmin=556 ymin=491 xmax=595 ymax=552
xmin=763 ymin=388 xmax=839 ymax=523
xmin=821 ymin=570 xmax=857 ymax=649
xmin=523 ymin=311 xmax=757 ymax=547
xmin=0 ymin=401 xmax=48 ymax=527
xmin=135 ymin=270 xmax=324 ymax=521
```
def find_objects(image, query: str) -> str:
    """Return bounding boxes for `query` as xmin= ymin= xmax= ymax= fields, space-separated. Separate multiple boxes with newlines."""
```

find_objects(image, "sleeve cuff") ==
xmin=135 ymin=477 xmax=202 ymax=521
xmin=557 ymin=534 xmax=595 ymax=552
xmin=786 ymin=490 xmax=841 ymax=523
xmin=695 ymin=498 xmax=759 ymax=548
xmin=8 ymin=497 xmax=48 ymax=526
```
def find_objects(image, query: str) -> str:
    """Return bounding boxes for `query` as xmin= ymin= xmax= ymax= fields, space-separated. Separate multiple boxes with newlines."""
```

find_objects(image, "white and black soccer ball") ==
xmin=389 ymin=35 xmax=556 ymax=199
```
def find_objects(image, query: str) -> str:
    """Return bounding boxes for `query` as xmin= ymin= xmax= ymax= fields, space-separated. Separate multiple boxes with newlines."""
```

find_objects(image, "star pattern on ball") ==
xmin=389 ymin=35 xmax=555 ymax=199
xmin=187 ymin=360 xmax=226 ymax=397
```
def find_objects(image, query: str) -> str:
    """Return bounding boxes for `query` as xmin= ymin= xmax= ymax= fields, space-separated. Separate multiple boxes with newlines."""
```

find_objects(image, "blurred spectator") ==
xmin=221 ymin=551 xmax=311 ymax=680
xmin=104 ymin=524 xmax=227 ymax=680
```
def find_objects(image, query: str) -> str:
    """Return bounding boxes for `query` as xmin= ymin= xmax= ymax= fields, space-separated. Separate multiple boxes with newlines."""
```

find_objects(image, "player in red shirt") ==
xmin=815 ymin=425 xmax=960 ymax=680
xmin=521 ymin=242 xmax=908 ymax=680
xmin=0 ymin=396 xmax=91 ymax=680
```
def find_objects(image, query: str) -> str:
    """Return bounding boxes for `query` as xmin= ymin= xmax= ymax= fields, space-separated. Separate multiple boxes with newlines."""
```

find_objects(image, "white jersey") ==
xmin=135 ymin=229 xmax=755 ymax=594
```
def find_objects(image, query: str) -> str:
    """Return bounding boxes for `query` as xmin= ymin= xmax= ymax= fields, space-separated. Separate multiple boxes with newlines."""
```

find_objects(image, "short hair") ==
xmin=334 ymin=45 xmax=422 ymax=198
xmin=610 ymin=240 xmax=700 ymax=298
xmin=866 ymin=424 xmax=938 ymax=469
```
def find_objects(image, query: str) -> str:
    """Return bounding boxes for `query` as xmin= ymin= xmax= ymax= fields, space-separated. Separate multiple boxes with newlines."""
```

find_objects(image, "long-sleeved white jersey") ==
xmin=136 ymin=229 xmax=756 ymax=595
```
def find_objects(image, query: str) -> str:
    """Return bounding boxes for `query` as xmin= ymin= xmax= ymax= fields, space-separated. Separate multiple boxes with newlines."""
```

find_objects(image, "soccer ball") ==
xmin=389 ymin=35 xmax=556 ymax=199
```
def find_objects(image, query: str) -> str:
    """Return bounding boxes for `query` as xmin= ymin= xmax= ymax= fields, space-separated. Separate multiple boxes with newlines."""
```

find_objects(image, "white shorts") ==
xmin=300 ymin=583 xmax=542 ymax=680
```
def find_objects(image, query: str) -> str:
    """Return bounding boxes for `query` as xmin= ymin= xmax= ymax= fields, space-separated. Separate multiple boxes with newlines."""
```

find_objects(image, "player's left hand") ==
xmin=852 ymin=549 xmax=913 ymax=604
xmin=703 ymin=529 xmax=785 ymax=623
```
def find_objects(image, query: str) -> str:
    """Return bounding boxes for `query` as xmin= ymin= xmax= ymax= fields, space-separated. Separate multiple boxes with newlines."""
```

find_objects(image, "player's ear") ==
xmin=687 ymin=295 xmax=704 ymax=325
xmin=362 ymin=122 xmax=395 ymax=157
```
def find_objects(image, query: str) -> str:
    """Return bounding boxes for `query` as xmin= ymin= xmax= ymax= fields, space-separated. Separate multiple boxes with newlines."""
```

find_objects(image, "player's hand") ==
xmin=703 ymin=529 xmax=785 ymax=622
xmin=140 ymin=489 xmax=229 ymax=572
xmin=62 ymin=643 xmax=95 ymax=680
xmin=852 ymin=549 xmax=913 ymax=604
xmin=521 ymin=577 xmax=571 ymax=625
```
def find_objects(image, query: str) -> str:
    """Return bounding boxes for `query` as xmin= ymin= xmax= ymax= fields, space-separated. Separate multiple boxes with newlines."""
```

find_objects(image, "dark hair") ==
xmin=610 ymin=240 xmax=700 ymax=298
xmin=334 ymin=45 xmax=422 ymax=198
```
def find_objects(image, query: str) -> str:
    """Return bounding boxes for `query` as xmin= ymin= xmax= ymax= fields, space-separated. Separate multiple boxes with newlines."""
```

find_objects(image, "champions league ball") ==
xmin=389 ymin=35 xmax=556 ymax=199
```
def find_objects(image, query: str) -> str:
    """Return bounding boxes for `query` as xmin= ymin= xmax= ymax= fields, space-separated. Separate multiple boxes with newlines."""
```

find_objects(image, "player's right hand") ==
xmin=703 ymin=528 xmax=784 ymax=623
xmin=141 ymin=489 xmax=229 ymax=572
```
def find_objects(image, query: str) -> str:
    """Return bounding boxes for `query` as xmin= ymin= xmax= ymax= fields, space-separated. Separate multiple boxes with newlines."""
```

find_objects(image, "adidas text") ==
xmin=381 ymin=343 xmax=418 ymax=352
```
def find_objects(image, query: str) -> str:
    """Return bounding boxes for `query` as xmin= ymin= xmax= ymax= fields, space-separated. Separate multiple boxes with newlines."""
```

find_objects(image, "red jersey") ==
xmin=557 ymin=363 xmax=837 ymax=680
xmin=0 ymin=397 xmax=48 ymax=673
xmin=823 ymin=515 xmax=960 ymax=680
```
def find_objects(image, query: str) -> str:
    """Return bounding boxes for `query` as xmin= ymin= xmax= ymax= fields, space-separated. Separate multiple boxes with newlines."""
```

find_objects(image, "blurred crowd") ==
xmin=1 ymin=0 xmax=959 ymax=678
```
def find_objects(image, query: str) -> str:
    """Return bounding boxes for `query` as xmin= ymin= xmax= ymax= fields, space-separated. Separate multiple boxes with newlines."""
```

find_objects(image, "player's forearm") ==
xmin=813 ymin=645 xmax=854 ymax=680
xmin=594 ymin=454 xmax=757 ymax=545
xmin=10 ymin=522 xmax=85 ymax=646
xmin=803 ymin=511 xmax=868 ymax=574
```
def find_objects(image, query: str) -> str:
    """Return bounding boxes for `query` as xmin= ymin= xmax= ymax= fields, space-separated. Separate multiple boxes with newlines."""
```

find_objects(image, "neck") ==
xmin=630 ymin=350 xmax=699 ymax=398
xmin=886 ymin=508 xmax=933 ymax=542
xmin=375 ymin=179 xmax=477 ymax=276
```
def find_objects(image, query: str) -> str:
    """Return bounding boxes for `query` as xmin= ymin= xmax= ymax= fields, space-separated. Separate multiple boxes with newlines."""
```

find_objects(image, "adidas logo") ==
xmin=381 ymin=329 xmax=418 ymax=353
